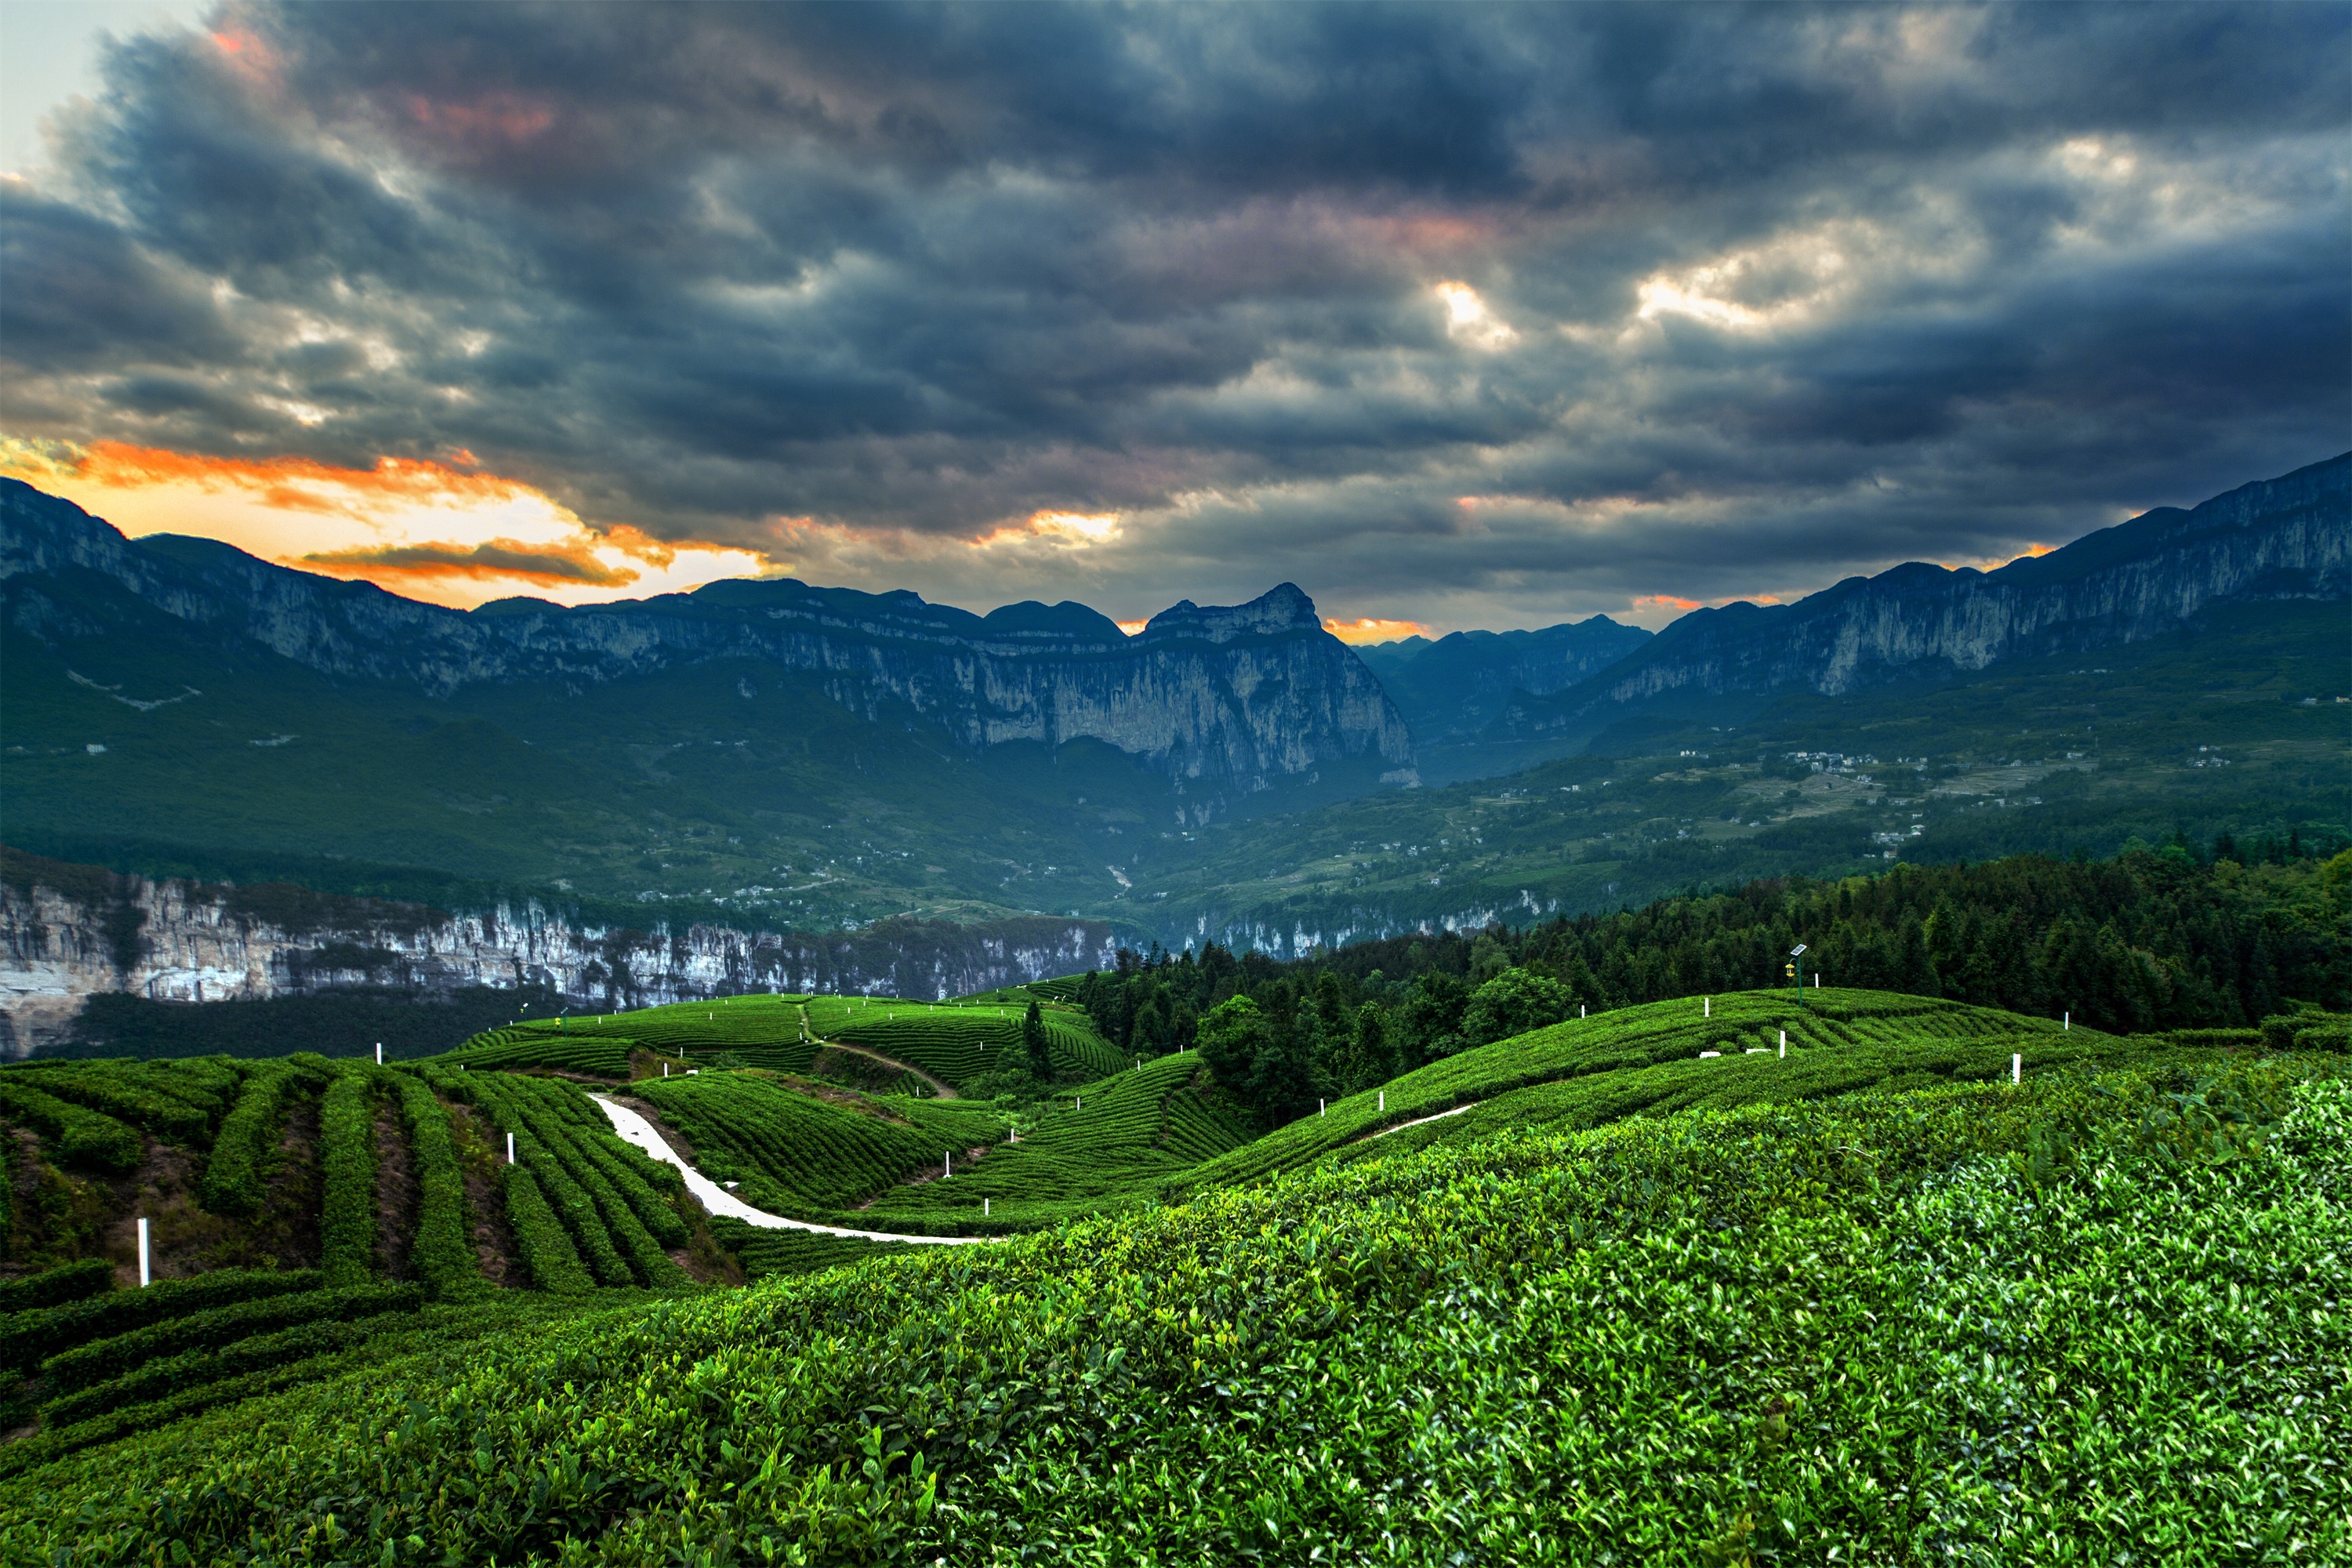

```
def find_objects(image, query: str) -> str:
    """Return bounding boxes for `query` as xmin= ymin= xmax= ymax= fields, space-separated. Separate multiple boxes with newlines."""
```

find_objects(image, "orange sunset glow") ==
xmin=0 ymin=440 xmax=769 ymax=609
xmin=1323 ymin=616 xmax=1428 ymax=644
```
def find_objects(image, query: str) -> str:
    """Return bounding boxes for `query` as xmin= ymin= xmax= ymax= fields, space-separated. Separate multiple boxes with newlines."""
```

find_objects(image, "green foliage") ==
xmin=316 ymin=1069 xmax=379 ymax=1287
xmin=807 ymin=996 xmax=1121 ymax=1087
xmin=196 ymin=1058 xmax=316 ymax=1218
xmin=438 ymin=1030 xmax=638 ymax=1076
xmin=5 ymin=1065 xmax=2344 ymax=1562
xmin=39 ymin=1307 xmax=426 ymax=1429
xmin=1458 ymin=965 xmax=1576 ymax=1047
xmin=449 ymin=1073 xmax=687 ymax=1287
xmin=1 ymin=1298 xmax=580 ymax=1479
xmin=2 ymin=1062 xmax=223 ymax=1143
xmin=632 ymin=1072 xmax=992 ymax=1225
xmin=389 ymin=1072 xmax=481 ymax=1298
xmin=0 ymin=1076 xmax=141 ymax=1174
xmin=706 ymin=1219 xmax=917 ymax=1283
xmin=1022 ymin=1000 xmax=1050 ymax=1080
xmin=42 ymin=1283 xmax=424 ymax=1396
xmin=2263 ymin=1008 xmax=2351 ymax=1053
xmin=1175 ymin=989 xmax=2095 ymax=1193
xmin=0 ymin=1258 xmax=111 ymax=1316
xmin=0 ymin=1269 xmax=324 ymax=1374
xmin=855 ymin=1053 xmax=1254 ymax=1233
xmin=498 ymin=1165 xmax=593 ymax=1295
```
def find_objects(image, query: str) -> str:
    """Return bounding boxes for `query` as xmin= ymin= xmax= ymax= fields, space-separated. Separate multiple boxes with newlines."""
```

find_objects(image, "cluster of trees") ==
xmin=1072 ymin=842 xmax=2350 ymax=1127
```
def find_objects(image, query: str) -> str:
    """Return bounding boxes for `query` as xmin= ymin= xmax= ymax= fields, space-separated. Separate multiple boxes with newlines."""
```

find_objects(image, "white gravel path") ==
xmin=1369 ymin=1102 xmax=1477 ymax=1138
xmin=590 ymin=1094 xmax=993 ymax=1245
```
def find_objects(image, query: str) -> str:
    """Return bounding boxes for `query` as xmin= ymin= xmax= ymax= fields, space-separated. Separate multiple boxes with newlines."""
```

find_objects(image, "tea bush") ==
xmin=390 ymin=1071 xmax=481 ymax=1297
xmin=4 ymin=1065 xmax=2343 ymax=1563
xmin=316 ymin=1069 xmax=379 ymax=1286
xmin=0 ymin=1076 xmax=141 ymax=1173
xmin=198 ymin=1058 xmax=318 ymax=1217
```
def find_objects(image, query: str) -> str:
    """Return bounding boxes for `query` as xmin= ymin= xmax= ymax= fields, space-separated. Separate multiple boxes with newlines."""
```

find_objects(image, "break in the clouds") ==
xmin=1 ymin=2 xmax=2344 ymax=630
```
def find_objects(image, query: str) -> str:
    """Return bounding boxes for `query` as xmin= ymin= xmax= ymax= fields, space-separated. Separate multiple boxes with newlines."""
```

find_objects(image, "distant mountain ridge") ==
xmin=1356 ymin=617 xmax=1653 ymax=743
xmin=0 ymin=482 xmax=1414 ymax=797
xmin=1500 ymin=451 xmax=2351 ymax=742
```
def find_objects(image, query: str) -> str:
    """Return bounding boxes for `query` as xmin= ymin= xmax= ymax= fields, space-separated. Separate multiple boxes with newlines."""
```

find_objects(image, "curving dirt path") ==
xmin=590 ymin=1094 xmax=993 ymax=1246
xmin=797 ymin=1006 xmax=959 ymax=1099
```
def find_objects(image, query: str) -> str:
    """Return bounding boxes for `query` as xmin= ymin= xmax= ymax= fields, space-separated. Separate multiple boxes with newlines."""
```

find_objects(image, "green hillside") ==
xmin=2 ymin=984 xmax=2346 ymax=1556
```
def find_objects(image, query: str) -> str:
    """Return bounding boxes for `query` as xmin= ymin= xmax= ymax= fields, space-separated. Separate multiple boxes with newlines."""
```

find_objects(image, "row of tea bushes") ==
xmin=430 ymin=1070 xmax=690 ymax=1289
xmin=7 ymin=1061 xmax=2342 ymax=1559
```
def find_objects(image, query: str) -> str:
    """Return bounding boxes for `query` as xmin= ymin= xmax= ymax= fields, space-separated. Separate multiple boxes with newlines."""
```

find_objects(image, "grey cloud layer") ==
xmin=2 ymin=1 xmax=2344 ymax=626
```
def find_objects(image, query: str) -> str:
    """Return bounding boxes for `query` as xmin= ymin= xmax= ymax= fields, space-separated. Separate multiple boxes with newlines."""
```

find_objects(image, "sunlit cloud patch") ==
xmin=0 ymin=439 xmax=767 ymax=609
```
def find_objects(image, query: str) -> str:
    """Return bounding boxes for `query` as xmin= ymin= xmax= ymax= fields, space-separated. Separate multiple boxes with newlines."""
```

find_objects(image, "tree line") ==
xmin=1069 ymin=841 xmax=2352 ymax=1127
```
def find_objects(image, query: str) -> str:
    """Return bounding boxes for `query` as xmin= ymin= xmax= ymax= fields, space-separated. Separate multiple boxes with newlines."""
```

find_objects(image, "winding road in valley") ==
xmin=590 ymin=1094 xmax=995 ymax=1246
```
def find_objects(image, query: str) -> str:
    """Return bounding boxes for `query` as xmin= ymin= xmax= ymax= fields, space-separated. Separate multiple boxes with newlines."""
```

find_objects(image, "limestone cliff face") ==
xmin=0 ymin=868 xmax=1120 ymax=1057
xmin=1509 ymin=452 xmax=2350 ymax=730
xmin=0 ymin=483 xmax=1415 ymax=792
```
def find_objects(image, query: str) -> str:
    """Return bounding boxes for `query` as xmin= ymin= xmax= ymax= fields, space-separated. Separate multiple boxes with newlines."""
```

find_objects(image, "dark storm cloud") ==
xmin=2 ymin=1 xmax=2345 ymax=628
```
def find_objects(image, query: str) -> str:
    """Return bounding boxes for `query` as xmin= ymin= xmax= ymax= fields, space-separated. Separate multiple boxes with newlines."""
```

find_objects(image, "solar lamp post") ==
xmin=1788 ymin=944 xmax=1807 ymax=1009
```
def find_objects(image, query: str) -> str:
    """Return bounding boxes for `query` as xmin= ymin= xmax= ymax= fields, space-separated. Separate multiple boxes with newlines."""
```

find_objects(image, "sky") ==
xmin=2 ymin=3 xmax=2345 ymax=633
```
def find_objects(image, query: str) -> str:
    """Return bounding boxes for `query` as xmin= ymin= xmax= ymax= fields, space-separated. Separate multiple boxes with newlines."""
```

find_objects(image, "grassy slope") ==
xmin=5 ymin=1057 xmax=2344 ymax=1562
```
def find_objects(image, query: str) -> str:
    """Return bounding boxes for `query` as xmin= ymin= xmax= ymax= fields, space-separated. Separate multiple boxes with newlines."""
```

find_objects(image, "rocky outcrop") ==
xmin=1505 ymin=452 xmax=2350 ymax=733
xmin=0 ymin=482 xmax=1415 ymax=793
xmin=0 ymin=858 xmax=1122 ymax=1057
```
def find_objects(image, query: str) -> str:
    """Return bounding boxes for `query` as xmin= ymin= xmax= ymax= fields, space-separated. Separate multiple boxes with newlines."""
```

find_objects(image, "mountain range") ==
xmin=1 ymin=450 xmax=2344 ymax=1040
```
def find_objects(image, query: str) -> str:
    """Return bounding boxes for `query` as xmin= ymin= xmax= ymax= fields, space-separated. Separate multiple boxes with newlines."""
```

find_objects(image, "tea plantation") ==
xmin=2 ymin=985 xmax=2347 ymax=1561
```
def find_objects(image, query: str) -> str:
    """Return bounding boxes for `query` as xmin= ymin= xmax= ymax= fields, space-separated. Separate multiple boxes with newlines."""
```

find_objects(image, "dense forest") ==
xmin=1072 ymin=840 xmax=2352 ymax=1124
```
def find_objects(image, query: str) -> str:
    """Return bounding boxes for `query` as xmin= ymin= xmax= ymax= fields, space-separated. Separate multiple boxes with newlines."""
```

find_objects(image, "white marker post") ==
xmin=985 ymin=1197 xmax=990 ymax=1217
xmin=1704 ymin=996 xmax=1711 ymax=1018
xmin=1814 ymin=974 xmax=1820 ymax=989
xmin=506 ymin=1132 xmax=515 ymax=1164
xmin=1319 ymin=1098 xmax=1326 ymax=1117
xmin=2013 ymin=1052 xmax=2022 ymax=1085
xmin=137 ymin=1217 xmax=150 ymax=1287
xmin=2063 ymin=1011 xmax=2070 ymax=1032
xmin=945 ymin=1152 xmax=953 ymax=1178
xmin=1378 ymin=1090 xmax=1385 ymax=1112
xmin=1780 ymin=1030 xmax=1787 ymax=1058
xmin=1581 ymin=1004 xmax=1586 ymax=1018
xmin=375 ymin=1042 xmax=383 ymax=1065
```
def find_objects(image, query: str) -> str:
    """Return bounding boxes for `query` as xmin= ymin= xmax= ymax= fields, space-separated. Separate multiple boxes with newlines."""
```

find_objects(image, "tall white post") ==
xmin=984 ymin=1197 xmax=990 ymax=1217
xmin=1814 ymin=974 xmax=1820 ymax=989
xmin=1779 ymin=1030 xmax=1787 ymax=1057
xmin=506 ymin=1131 xmax=515 ymax=1163
xmin=137 ymin=1217 xmax=150 ymax=1287
xmin=2063 ymin=1011 xmax=2070 ymax=1032
xmin=2013 ymin=1053 xmax=2022 ymax=1085
xmin=1378 ymin=1090 xmax=1385 ymax=1112
xmin=1319 ymin=1098 xmax=1325 ymax=1117
xmin=1581 ymin=1004 xmax=1586 ymax=1018
xmin=375 ymin=1042 xmax=383 ymax=1065
xmin=945 ymin=1152 xmax=953 ymax=1178
xmin=1704 ymin=996 xmax=1710 ymax=1017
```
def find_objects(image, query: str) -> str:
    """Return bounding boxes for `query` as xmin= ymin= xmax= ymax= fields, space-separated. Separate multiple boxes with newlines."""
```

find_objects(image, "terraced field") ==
xmin=438 ymin=991 xmax=1123 ymax=1090
xmin=855 ymin=1052 xmax=1256 ymax=1232
xmin=1173 ymin=988 xmax=2127 ymax=1192
xmin=5 ymin=984 xmax=2345 ymax=1558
